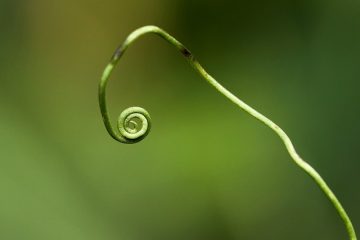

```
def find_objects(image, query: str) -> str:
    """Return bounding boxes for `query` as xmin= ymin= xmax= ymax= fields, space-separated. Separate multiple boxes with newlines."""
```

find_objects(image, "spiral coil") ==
xmin=98 ymin=25 xmax=356 ymax=239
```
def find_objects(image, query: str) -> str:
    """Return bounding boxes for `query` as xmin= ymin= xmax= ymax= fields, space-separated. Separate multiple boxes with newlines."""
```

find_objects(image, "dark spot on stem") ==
xmin=112 ymin=47 xmax=124 ymax=61
xmin=180 ymin=47 xmax=193 ymax=58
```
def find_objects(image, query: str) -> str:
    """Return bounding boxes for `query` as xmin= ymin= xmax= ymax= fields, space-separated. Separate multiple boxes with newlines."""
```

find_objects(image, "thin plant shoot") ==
xmin=98 ymin=26 xmax=357 ymax=240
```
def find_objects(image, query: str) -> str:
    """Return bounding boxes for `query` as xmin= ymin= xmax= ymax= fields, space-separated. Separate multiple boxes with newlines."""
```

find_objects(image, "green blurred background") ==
xmin=0 ymin=0 xmax=359 ymax=239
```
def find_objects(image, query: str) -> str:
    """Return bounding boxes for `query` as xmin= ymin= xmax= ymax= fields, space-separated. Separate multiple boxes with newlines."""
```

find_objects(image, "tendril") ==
xmin=98 ymin=25 xmax=357 ymax=239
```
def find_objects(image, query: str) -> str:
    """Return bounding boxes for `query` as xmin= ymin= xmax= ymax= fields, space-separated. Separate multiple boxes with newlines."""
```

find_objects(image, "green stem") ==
xmin=99 ymin=25 xmax=357 ymax=239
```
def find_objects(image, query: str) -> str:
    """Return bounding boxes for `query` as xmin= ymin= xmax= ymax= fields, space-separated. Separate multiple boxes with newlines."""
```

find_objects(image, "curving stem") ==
xmin=98 ymin=25 xmax=357 ymax=239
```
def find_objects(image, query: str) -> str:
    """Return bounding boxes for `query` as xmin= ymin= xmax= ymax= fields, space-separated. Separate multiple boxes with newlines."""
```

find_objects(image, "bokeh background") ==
xmin=0 ymin=0 xmax=359 ymax=239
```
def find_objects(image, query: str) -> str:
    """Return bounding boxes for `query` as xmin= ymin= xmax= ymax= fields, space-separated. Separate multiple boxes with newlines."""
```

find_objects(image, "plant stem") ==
xmin=99 ymin=25 xmax=357 ymax=240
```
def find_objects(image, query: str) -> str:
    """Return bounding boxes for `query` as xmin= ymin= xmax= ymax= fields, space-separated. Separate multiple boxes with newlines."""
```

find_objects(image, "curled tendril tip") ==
xmin=98 ymin=25 xmax=357 ymax=240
